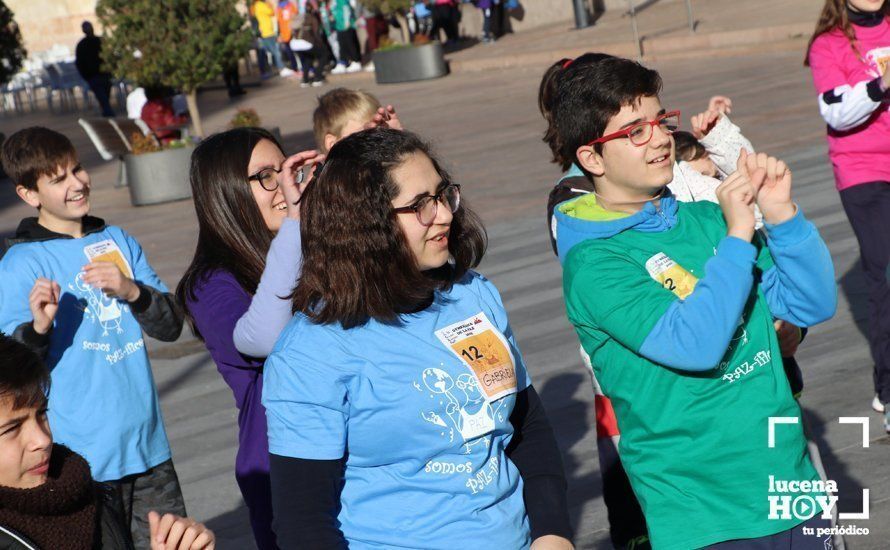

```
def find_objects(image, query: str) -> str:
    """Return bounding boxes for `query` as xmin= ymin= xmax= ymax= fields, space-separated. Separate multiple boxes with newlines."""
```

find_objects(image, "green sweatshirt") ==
xmin=559 ymin=195 xmax=826 ymax=549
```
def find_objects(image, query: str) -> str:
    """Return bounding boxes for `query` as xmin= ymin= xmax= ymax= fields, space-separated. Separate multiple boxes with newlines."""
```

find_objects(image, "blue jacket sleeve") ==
xmin=233 ymin=218 xmax=302 ymax=358
xmin=638 ymin=237 xmax=757 ymax=371
xmin=759 ymin=208 xmax=836 ymax=327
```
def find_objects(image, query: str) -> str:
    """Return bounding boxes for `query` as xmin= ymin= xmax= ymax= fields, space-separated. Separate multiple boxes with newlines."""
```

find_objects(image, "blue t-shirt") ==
xmin=263 ymin=271 xmax=532 ymax=549
xmin=0 ymin=225 xmax=171 ymax=482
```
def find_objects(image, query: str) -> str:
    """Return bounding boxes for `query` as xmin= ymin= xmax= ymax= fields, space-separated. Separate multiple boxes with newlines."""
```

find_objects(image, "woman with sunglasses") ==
xmin=262 ymin=128 xmax=573 ymax=549
xmin=175 ymin=128 xmax=321 ymax=550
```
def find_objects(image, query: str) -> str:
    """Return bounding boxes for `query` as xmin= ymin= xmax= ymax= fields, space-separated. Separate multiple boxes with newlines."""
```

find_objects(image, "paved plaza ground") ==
xmin=2 ymin=11 xmax=889 ymax=548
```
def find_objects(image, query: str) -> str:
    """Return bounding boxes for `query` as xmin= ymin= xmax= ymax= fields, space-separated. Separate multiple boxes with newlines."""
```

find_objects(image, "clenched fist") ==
xmin=29 ymin=278 xmax=61 ymax=335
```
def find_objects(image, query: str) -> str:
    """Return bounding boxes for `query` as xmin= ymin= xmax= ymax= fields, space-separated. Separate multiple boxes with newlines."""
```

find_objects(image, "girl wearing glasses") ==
xmin=175 ymin=127 xmax=321 ymax=550
xmin=262 ymin=128 xmax=573 ymax=549
xmin=806 ymin=0 xmax=890 ymax=428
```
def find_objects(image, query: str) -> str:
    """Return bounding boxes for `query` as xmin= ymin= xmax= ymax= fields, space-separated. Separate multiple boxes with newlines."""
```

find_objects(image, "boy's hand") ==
xmin=774 ymin=320 xmax=801 ymax=357
xmin=708 ymin=95 xmax=732 ymax=115
xmin=29 ymin=278 xmax=60 ymax=335
xmin=690 ymin=109 xmax=721 ymax=139
xmin=741 ymin=150 xmax=796 ymax=225
xmin=148 ymin=511 xmax=215 ymax=550
xmin=81 ymin=262 xmax=140 ymax=302
xmin=717 ymin=150 xmax=766 ymax=243
xmin=530 ymin=535 xmax=574 ymax=550
xmin=280 ymin=150 xmax=325 ymax=220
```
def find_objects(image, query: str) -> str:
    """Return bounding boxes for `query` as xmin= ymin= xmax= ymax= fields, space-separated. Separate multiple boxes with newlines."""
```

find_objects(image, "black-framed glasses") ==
xmin=247 ymin=166 xmax=282 ymax=192
xmin=392 ymin=183 xmax=461 ymax=227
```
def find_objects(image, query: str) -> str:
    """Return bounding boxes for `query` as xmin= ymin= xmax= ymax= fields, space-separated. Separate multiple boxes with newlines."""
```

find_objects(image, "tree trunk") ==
xmin=395 ymin=12 xmax=410 ymax=44
xmin=185 ymin=89 xmax=204 ymax=138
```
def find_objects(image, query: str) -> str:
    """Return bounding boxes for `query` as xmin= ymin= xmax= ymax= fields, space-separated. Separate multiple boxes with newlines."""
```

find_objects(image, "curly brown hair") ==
xmin=292 ymin=128 xmax=487 ymax=328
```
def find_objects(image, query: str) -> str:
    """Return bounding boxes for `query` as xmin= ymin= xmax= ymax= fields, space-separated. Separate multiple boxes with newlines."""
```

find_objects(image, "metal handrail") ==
xmin=627 ymin=0 xmax=696 ymax=61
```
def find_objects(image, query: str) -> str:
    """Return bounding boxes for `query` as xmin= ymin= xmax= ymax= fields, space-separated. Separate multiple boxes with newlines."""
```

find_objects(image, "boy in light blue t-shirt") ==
xmin=0 ymin=127 xmax=186 ymax=547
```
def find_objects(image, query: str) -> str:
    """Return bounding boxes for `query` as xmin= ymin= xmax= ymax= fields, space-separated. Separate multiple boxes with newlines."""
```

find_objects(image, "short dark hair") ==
xmin=292 ymin=128 xmax=487 ymax=329
xmin=672 ymin=131 xmax=707 ymax=162
xmin=1 ymin=127 xmax=78 ymax=191
xmin=538 ymin=52 xmax=615 ymax=168
xmin=0 ymin=334 xmax=50 ymax=411
xmin=552 ymin=57 xmax=663 ymax=172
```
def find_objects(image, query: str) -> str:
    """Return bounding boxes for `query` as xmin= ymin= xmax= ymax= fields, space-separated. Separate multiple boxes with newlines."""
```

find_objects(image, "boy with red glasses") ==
xmin=549 ymin=56 xmax=837 ymax=548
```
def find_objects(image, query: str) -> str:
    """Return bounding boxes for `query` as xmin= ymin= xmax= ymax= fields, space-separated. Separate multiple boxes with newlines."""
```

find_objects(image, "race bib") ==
xmin=83 ymin=240 xmax=133 ymax=279
xmin=645 ymin=252 xmax=698 ymax=299
xmin=435 ymin=312 xmax=517 ymax=402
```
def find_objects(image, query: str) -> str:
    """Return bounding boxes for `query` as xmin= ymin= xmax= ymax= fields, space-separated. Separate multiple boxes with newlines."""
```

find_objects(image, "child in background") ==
xmin=0 ymin=127 xmax=186 ymax=548
xmin=312 ymin=87 xmax=402 ymax=154
xmin=329 ymin=0 xmax=362 ymax=73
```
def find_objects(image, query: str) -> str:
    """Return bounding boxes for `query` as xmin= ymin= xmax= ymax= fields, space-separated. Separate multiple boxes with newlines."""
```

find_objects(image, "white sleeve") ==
xmin=699 ymin=114 xmax=754 ymax=177
xmin=818 ymin=78 xmax=885 ymax=132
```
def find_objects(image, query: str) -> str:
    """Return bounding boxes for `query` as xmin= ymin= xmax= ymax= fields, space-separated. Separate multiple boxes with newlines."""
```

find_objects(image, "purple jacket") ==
xmin=188 ymin=271 xmax=269 ymax=480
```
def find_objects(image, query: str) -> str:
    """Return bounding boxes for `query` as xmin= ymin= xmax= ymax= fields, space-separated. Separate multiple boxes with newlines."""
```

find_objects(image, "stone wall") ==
xmin=7 ymin=0 xmax=100 ymax=57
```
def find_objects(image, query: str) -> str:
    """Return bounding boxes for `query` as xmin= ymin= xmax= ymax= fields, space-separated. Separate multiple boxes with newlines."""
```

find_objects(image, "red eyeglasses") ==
xmin=587 ymin=110 xmax=681 ymax=147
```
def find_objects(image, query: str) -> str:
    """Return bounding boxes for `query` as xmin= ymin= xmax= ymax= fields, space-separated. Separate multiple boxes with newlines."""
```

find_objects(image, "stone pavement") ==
xmin=2 ymin=16 xmax=888 ymax=550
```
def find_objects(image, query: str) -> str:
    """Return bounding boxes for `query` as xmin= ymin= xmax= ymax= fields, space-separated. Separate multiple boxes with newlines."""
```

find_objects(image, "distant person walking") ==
xmin=75 ymin=21 xmax=115 ymax=117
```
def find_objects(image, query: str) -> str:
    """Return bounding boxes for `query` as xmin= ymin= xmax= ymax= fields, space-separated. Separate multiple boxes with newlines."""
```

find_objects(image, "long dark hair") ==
xmin=175 ymin=127 xmax=282 ymax=339
xmin=292 ymin=128 xmax=487 ymax=329
xmin=805 ymin=0 xmax=890 ymax=66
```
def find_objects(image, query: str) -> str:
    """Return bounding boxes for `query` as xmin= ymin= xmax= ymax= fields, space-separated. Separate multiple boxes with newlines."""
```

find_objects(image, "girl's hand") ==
xmin=148 ymin=511 xmax=215 ymax=550
xmin=530 ymin=535 xmax=574 ymax=550
xmin=708 ymin=95 xmax=732 ymax=115
xmin=280 ymin=150 xmax=325 ymax=220
xmin=370 ymin=105 xmax=403 ymax=130
xmin=881 ymin=68 xmax=890 ymax=92
xmin=690 ymin=109 xmax=721 ymax=139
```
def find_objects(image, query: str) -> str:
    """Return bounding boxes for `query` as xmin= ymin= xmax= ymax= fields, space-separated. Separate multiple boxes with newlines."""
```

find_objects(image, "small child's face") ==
xmin=581 ymin=95 xmax=676 ymax=196
xmin=17 ymin=159 xmax=91 ymax=225
xmin=686 ymin=154 xmax=719 ymax=178
xmin=0 ymin=398 xmax=52 ymax=490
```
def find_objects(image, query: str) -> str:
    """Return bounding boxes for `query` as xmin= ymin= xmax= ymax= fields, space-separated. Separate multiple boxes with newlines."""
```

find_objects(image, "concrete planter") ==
xmin=372 ymin=42 xmax=448 ymax=85
xmin=124 ymin=145 xmax=193 ymax=206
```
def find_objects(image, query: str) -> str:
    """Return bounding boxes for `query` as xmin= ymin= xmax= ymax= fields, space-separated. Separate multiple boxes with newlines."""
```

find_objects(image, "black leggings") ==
xmin=839 ymin=181 xmax=890 ymax=403
xmin=336 ymin=28 xmax=361 ymax=64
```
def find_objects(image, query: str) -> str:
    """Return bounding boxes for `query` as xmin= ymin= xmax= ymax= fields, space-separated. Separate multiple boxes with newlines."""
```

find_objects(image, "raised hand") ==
xmin=690 ymin=109 xmax=721 ymax=140
xmin=29 ymin=278 xmax=60 ymax=335
xmin=742 ymin=150 xmax=795 ymax=225
xmin=280 ymin=150 xmax=325 ymax=220
xmin=81 ymin=261 xmax=140 ymax=302
xmin=708 ymin=95 xmax=733 ymax=115
xmin=148 ymin=511 xmax=215 ymax=550
xmin=371 ymin=105 xmax=403 ymax=130
xmin=716 ymin=149 xmax=766 ymax=242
